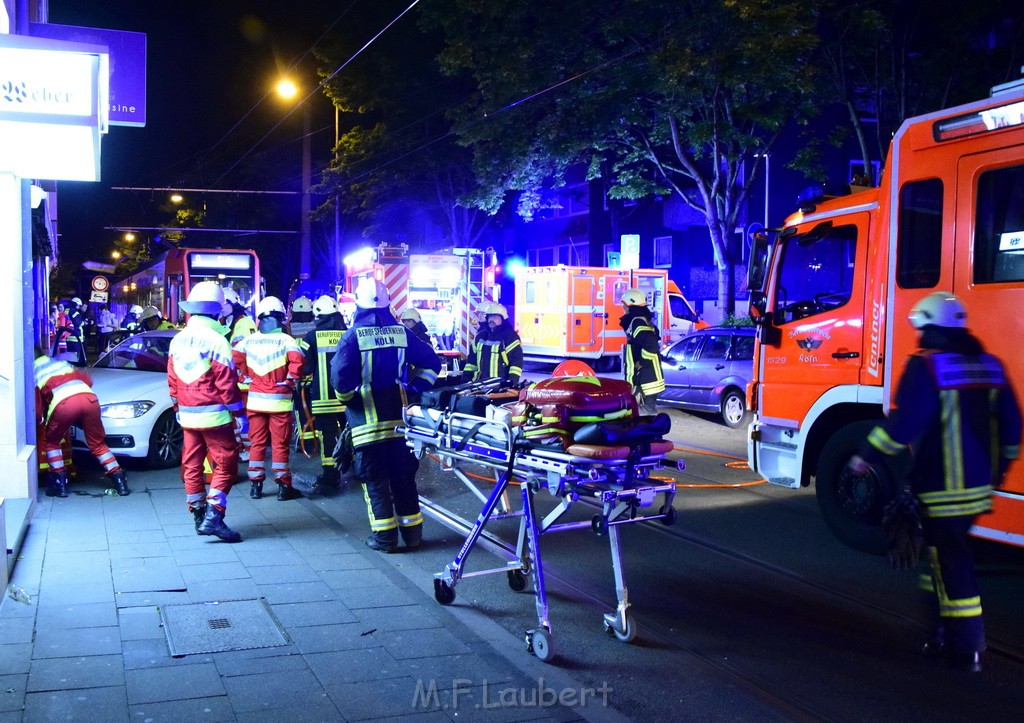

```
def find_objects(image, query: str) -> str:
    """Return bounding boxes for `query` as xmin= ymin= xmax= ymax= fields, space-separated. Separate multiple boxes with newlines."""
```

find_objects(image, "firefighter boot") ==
xmin=365 ymin=535 xmax=398 ymax=554
xmin=949 ymin=651 xmax=982 ymax=673
xmin=190 ymin=504 xmax=207 ymax=532
xmin=314 ymin=467 xmax=342 ymax=496
xmin=400 ymin=523 xmax=423 ymax=550
xmin=277 ymin=483 xmax=303 ymax=501
xmin=45 ymin=471 xmax=69 ymax=498
xmin=250 ymin=480 xmax=263 ymax=499
xmin=110 ymin=471 xmax=130 ymax=496
xmin=197 ymin=506 xmax=243 ymax=543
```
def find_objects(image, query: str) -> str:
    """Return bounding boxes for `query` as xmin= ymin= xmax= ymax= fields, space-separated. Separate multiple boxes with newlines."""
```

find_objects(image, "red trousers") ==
xmin=43 ymin=393 xmax=121 ymax=476
xmin=247 ymin=410 xmax=294 ymax=485
xmin=181 ymin=424 xmax=239 ymax=511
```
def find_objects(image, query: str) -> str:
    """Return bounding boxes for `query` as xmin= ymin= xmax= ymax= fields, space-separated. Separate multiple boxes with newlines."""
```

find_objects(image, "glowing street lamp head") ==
xmin=276 ymin=78 xmax=299 ymax=100
xmin=112 ymin=251 xmax=121 ymax=260
xmin=124 ymin=232 xmax=136 ymax=242
xmin=170 ymin=193 xmax=183 ymax=204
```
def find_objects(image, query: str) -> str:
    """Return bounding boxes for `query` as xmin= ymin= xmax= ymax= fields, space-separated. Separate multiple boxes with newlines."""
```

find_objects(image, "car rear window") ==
xmin=701 ymin=334 xmax=731 ymax=360
xmin=731 ymin=335 xmax=754 ymax=361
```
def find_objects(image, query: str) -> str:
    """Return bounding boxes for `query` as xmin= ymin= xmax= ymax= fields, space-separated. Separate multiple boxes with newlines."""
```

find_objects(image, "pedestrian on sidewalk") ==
xmin=96 ymin=303 xmax=117 ymax=353
xmin=33 ymin=347 xmax=130 ymax=497
xmin=233 ymin=296 xmax=305 ymax=501
xmin=331 ymin=279 xmax=441 ymax=553
xmin=169 ymin=281 xmax=248 ymax=542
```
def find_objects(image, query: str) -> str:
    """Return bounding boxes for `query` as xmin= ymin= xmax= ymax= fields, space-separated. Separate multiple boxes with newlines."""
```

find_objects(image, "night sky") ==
xmin=47 ymin=0 xmax=354 ymax=266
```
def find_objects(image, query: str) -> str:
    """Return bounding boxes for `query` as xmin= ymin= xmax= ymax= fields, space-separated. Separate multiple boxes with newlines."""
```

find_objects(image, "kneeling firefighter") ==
xmin=331 ymin=279 xmax=441 ymax=552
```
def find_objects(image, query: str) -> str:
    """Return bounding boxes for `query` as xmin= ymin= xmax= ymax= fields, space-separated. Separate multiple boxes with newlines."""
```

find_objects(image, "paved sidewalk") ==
xmin=0 ymin=460 xmax=629 ymax=723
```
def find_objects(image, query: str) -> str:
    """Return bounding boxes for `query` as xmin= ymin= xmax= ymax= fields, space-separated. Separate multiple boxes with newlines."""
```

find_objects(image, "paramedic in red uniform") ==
xmin=619 ymin=289 xmax=665 ymax=415
xmin=463 ymin=301 xmax=522 ymax=386
xmin=331 ymin=279 xmax=441 ymax=552
xmin=34 ymin=349 xmax=130 ymax=497
xmin=848 ymin=292 xmax=1021 ymax=672
xmin=233 ymin=296 xmax=305 ymax=501
xmin=168 ymin=281 xmax=248 ymax=542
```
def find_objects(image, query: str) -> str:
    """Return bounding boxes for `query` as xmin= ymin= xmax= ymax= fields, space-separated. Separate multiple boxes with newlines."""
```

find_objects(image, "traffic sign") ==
xmin=91 ymin=275 xmax=109 ymax=292
xmin=89 ymin=290 xmax=108 ymax=303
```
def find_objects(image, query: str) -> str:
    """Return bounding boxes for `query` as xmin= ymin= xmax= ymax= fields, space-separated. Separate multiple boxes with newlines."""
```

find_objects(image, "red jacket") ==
xmin=168 ymin=315 xmax=244 ymax=429
xmin=233 ymin=329 xmax=304 ymax=413
xmin=34 ymin=356 xmax=95 ymax=421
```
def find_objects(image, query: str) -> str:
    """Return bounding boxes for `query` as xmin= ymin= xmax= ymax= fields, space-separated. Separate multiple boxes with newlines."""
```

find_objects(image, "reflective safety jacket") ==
xmin=34 ymin=355 xmax=95 ymax=419
xmin=331 ymin=307 xmax=441 ymax=449
xmin=288 ymin=312 xmax=316 ymax=341
xmin=861 ymin=329 xmax=1022 ymax=518
xmin=300 ymin=312 xmax=348 ymax=416
xmin=621 ymin=309 xmax=665 ymax=397
xmin=168 ymin=315 xmax=245 ymax=429
xmin=464 ymin=321 xmax=523 ymax=384
xmin=233 ymin=328 xmax=304 ymax=413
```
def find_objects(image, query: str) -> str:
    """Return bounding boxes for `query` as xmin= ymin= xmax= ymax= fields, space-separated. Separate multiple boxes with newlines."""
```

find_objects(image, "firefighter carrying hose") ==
xmin=168 ymin=281 xmax=248 ymax=542
xmin=619 ymin=289 xmax=665 ymax=415
xmin=848 ymin=292 xmax=1022 ymax=672
xmin=300 ymin=294 xmax=349 ymax=493
xmin=463 ymin=301 xmax=522 ymax=385
xmin=34 ymin=348 xmax=130 ymax=497
xmin=331 ymin=279 xmax=441 ymax=552
xmin=234 ymin=296 xmax=305 ymax=500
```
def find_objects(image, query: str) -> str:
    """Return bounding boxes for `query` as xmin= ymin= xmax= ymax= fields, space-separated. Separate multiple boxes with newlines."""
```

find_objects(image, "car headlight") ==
xmin=101 ymin=401 xmax=155 ymax=419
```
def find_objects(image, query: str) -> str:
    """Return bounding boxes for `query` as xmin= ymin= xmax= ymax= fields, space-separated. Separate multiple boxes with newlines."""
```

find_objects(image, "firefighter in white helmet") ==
xmin=619 ymin=289 xmax=664 ymax=415
xmin=287 ymin=296 xmax=316 ymax=340
xmin=848 ymin=292 xmax=1022 ymax=672
xmin=299 ymin=294 xmax=349 ymax=493
xmin=331 ymin=278 xmax=441 ymax=552
xmin=122 ymin=304 xmax=144 ymax=334
xmin=168 ymin=281 xmax=248 ymax=542
xmin=220 ymin=287 xmax=256 ymax=460
xmin=464 ymin=301 xmax=523 ymax=385
xmin=233 ymin=296 xmax=306 ymax=501
xmin=400 ymin=308 xmax=433 ymax=347
xmin=140 ymin=305 xmax=175 ymax=331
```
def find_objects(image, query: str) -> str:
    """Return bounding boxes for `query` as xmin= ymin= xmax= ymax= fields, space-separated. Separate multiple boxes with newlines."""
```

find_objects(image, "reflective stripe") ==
xmin=398 ymin=512 xmax=424 ymax=527
xmin=940 ymin=389 xmax=964 ymax=490
xmin=867 ymin=426 xmax=906 ymax=456
xmin=178 ymin=403 xmax=232 ymax=429
xmin=247 ymin=391 xmax=294 ymax=413
xmin=48 ymin=379 xmax=92 ymax=417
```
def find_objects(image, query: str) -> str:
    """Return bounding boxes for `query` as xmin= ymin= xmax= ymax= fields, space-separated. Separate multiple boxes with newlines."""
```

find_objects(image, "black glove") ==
xmin=881 ymin=491 xmax=923 ymax=570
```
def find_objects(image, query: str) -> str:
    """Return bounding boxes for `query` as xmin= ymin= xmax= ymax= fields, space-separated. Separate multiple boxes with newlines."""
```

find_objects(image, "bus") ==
xmin=117 ymin=248 xmax=262 ymax=325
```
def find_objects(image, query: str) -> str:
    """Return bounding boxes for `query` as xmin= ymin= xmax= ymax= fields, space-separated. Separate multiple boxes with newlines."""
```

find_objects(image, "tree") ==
xmin=423 ymin=0 xmax=821 ymax=311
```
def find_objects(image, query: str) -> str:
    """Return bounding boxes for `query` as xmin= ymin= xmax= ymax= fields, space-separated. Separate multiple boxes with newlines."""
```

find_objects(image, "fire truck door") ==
xmin=759 ymin=220 xmax=866 ymax=423
xmin=571 ymin=274 xmax=597 ymax=346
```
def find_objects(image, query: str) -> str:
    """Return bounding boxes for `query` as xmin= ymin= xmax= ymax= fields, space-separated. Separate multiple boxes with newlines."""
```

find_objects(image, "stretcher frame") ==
xmin=401 ymin=404 xmax=680 ymax=662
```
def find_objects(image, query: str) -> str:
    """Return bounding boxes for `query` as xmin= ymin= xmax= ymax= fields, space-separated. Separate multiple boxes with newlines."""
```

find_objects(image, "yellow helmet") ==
xmin=621 ymin=289 xmax=648 ymax=307
xmin=478 ymin=301 xmax=508 ymax=319
xmin=400 ymin=308 xmax=422 ymax=324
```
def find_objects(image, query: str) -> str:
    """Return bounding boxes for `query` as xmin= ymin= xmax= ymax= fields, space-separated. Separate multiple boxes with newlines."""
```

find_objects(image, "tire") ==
xmin=720 ymin=388 xmax=748 ymax=429
xmin=815 ymin=421 xmax=907 ymax=554
xmin=146 ymin=410 xmax=183 ymax=469
xmin=594 ymin=355 xmax=618 ymax=373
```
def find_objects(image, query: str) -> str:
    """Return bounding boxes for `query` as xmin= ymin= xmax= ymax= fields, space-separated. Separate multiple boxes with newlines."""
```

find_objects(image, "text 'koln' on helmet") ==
xmin=140 ymin=306 xmax=162 ymax=321
xmin=908 ymin=291 xmax=967 ymax=329
xmin=179 ymin=281 xmax=227 ymax=316
xmin=354 ymin=279 xmax=390 ymax=309
xmin=477 ymin=301 xmax=508 ymax=319
xmin=400 ymin=308 xmax=422 ymax=324
xmin=291 ymin=296 xmax=313 ymax=313
xmin=256 ymin=296 xmax=286 ymax=319
xmin=620 ymin=289 xmax=648 ymax=307
xmin=312 ymin=294 xmax=338 ymax=317
xmin=129 ymin=304 xmax=144 ymax=316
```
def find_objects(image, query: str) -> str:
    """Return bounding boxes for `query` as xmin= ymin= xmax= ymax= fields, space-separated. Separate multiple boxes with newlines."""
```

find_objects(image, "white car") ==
xmin=71 ymin=330 xmax=183 ymax=468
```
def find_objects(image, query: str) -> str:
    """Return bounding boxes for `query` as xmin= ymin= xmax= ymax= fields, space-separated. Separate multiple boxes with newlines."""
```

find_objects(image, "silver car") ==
xmin=659 ymin=327 xmax=755 ymax=428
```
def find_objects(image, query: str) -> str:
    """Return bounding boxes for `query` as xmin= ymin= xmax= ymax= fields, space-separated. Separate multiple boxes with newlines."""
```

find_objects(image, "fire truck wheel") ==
xmin=815 ymin=421 xmax=905 ymax=555
xmin=720 ymin=388 xmax=749 ymax=428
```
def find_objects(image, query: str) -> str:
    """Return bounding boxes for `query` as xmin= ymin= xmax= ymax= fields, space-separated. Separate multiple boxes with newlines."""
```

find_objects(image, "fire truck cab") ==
xmin=747 ymin=76 xmax=1024 ymax=553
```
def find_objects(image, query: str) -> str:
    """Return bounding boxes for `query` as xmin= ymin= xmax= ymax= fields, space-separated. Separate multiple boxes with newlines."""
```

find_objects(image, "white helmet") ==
xmin=621 ymin=289 xmax=648 ymax=307
xmin=129 ymin=304 xmax=144 ymax=315
xmin=292 ymin=296 xmax=313 ymax=313
xmin=400 ymin=308 xmax=422 ymax=324
xmin=71 ymin=297 xmax=83 ymax=307
xmin=222 ymin=287 xmax=240 ymax=305
xmin=354 ymin=279 xmax=390 ymax=309
xmin=256 ymin=296 xmax=286 ymax=319
xmin=180 ymin=281 xmax=226 ymax=316
xmin=312 ymin=294 xmax=338 ymax=317
xmin=478 ymin=301 xmax=508 ymax=319
xmin=141 ymin=305 xmax=162 ymax=321
xmin=909 ymin=292 xmax=967 ymax=329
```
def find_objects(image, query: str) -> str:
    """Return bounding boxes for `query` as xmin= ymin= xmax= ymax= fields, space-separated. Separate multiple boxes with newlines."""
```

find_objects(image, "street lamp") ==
xmin=276 ymin=77 xmax=312 ymax=281
xmin=754 ymin=152 xmax=770 ymax=228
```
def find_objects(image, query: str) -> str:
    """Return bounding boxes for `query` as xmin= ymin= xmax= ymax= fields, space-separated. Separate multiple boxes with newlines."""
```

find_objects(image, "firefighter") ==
xmin=400 ymin=308 xmax=433 ymax=347
xmin=331 ymin=279 xmax=441 ymax=552
xmin=34 ymin=348 xmax=130 ymax=497
xmin=221 ymin=287 xmax=257 ymax=459
xmin=619 ymin=289 xmax=665 ymax=415
xmin=121 ymin=304 xmax=143 ymax=334
xmin=140 ymin=305 xmax=176 ymax=332
xmin=299 ymin=294 xmax=349 ymax=493
xmin=288 ymin=296 xmax=317 ymax=340
xmin=64 ymin=297 xmax=87 ymax=366
xmin=463 ymin=301 xmax=522 ymax=386
xmin=168 ymin=281 xmax=248 ymax=542
xmin=848 ymin=292 xmax=1021 ymax=672
xmin=234 ymin=296 xmax=306 ymax=501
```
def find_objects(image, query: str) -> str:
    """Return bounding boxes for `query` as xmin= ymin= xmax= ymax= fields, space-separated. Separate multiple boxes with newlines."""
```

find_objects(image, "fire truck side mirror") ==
xmin=748 ymin=291 xmax=768 ymax=325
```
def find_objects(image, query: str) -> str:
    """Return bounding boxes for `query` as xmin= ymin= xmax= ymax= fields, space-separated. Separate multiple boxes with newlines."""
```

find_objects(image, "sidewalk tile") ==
xmin=41 ymin=550 xmax=112 ymax=569
xmin=232 ymin=697 xmax=341 ymax=722
xmin=106 ymin=530 xmax=168 ymax=546
xmin=270 ymin=601 xmax=357 ymax=628
xmin=213 ymin=650 xmax=308 ymax=677
xmin=0 ymin=674 xmax=27 ymax=713
xmin=128 ymin=695 xmax=236 ymax=722
xmin=33 ymin=626 xmax=122 ymax=659
xmin=305 ymin=647 xmax=405 ymax=685
xmin=187 ymin=579 xmax=261 ymax=603
xmin=324 ymin=676 xmax=424 ymax=721
xmin=125 ymin=661 xmax=225 ymax=705
xmin=305 ymin=552 xmax=373 ymax=572
xmin=403 ymin=653 xmax=514 ymax=686
xmin=354 ymin=604 xmax=443 ymax=632
xmin=117 ymin=606 xmax=164 ymax=641
xmin=40 ymin=582 xmax=115 ymax=606
xmin=245 ymin=564 xmax=320 ymax=585
xmin=35 ymin=602 xmax=118 ymax=630
xmin=318 ymin=568 xmax=392 ymax=590
xmin=256 ymin=581 xmax=336 ymax=605
xmin=121 ymin=639 xmax=214 ymax=671
xmin=108 ymin=541 xmax=175 ymax=559
xmin=376 ymin=627 xmax=472 ymax=660
xmin=179 ymin=562 xmax=252 ymax=584
xmin=173 ymin=547 xmax=241 ymax=566
xmin=0 ymin=616 xmax=35 ymax=644
xmin=22 ymin=685 xmax=129 ymax=722
xmin=112 ymin=562 xmax=186 ymax=594
xmin=287 ymin=623 xmax=387 ymax=654
xmin=115 ymin=591 xmax=191 ymax=608
xmin=221 ymin=669 xmax=327 ymax=713
xmin=27 ymin=654 xmax=125 ymax=692
xmin=336 ymin=584 xmax=416 ymax=610
xmin=234 ymin=549 xmax=304 ymax=568
xmin=0 ymin=643 xmax=31 ymax=674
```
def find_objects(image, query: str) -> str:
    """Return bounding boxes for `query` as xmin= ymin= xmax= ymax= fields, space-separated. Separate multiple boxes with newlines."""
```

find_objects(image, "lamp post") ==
xmin=754 ymin=152 xmax=770 ymax=228
xmin=275 ymin=78 xmax=312 ymax=281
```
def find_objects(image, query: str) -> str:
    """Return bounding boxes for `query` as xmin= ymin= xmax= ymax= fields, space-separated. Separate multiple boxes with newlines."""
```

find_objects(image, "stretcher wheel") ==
xmin=507 ymin=569 xmax=528 ymax=592
xmin=605 ymin=613 xmax=637 ymax=643
xmin=434 ymin=579 xmax=456 ymax=605
xmin=659 ymin=504 xmax=678 ymax=526
xmin=526 ymin=627 xmax=554 ymax=662
xmin=591 ymin=515 xmax=607 ymax=536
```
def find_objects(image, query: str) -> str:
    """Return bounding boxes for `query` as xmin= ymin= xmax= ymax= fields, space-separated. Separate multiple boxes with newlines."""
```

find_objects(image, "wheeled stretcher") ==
xmin=400 ymin=400 xmax=680 ymax=662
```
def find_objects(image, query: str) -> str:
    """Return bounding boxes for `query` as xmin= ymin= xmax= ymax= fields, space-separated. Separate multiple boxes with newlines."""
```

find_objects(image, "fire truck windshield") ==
xmin=773 ymin=225 xmax=857 ymax=324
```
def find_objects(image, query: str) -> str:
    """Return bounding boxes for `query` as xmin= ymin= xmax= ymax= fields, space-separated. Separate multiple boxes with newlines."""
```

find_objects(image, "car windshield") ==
xmin=94 ymin=335 xmax=172 ymax=372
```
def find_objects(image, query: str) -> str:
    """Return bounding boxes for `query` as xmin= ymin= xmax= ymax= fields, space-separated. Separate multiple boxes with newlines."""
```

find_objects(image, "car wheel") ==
xmin=147 ymin=410 xmax=183 ymax=468
xmin=720 ymin=388 xmax=748 ymax=428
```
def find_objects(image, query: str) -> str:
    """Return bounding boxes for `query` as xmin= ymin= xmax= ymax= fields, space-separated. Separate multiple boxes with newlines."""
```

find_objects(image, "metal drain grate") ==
xmin=160 ymin=599 xmax=289 ymax=656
